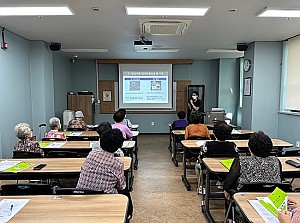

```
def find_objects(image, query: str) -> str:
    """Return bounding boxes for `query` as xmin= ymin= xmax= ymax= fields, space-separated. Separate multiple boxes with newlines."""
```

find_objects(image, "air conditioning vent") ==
xmin=139 ymin=19 xmax=192 ymax=35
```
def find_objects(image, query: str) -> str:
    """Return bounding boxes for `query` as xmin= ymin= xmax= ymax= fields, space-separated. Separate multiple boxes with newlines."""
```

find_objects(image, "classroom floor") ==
xmin=130 ymin=134 xmax=224 ymax=223
xmin=130 ymin=134 xmax=300 ymax=223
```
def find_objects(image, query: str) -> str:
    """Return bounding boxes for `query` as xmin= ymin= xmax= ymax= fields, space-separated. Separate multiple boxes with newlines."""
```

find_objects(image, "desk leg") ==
xmin=203 ymin=171 xmax=215 ymax=223
xmin=168 ymin=126 xmax=172 ymax=151
xmin=129 ymin=148 xmax=134 ymax=191
xmin=181 ymin=147 xmax=191 ymax=191
xmin=172 ymin=134 xmax=178 ymax=167
xmin=133 ymin=137 xmax=139 ymax=170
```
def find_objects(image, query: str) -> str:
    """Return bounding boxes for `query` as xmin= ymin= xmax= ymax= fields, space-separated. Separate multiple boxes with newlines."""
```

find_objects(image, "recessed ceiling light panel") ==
xmin=61 ymin=49 xmax=108 ymax=53
xmin=0 ymin=5 xmax=74 ymax=16
xmin=126 ymin=6 xmax=210 ymax=16
xmin=257 ymin=7 xmax=300 ymax=17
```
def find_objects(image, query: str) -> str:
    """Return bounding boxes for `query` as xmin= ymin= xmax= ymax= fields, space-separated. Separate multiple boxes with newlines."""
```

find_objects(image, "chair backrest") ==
xmin=13 ymin=151 xmax=43 ymax=158
xmin=188 ymin=136 xmax=210 ymax=140
xmin=230 ymin=133 xmax=253 ymax=140
xmin=66 ymin=128 xmax=85 ymax=131
xmin=66 ymin=136 xmax=99 ymax=141
xmin=54 ymin=187 xmax=104 ymax=195
xmin=42 ymin=137 xmax=66 ymax=141
xmin=1 ymin=184 xmax=51 ymax=195
xmin=46 ymin=151 xmax=80 ymax=158
xmin=239 ymin=182 xmax=293 ymax=193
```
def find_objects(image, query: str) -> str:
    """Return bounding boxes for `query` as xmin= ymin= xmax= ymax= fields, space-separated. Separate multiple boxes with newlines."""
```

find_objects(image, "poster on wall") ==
xmin=244 ymin=77 xmax=251 ymax=96
xmin=103 ymin=91 xmax=112 ymax=101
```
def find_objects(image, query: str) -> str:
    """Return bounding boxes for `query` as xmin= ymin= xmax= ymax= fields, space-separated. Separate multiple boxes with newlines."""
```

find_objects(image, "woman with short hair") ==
xmin=44 ymin=117 xmax=66 ymax=140
xmin=14 ymin=123 xmax=44 ymax=156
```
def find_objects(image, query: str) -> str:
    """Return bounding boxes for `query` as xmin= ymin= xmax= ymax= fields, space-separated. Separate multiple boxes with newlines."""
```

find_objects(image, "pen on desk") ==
xmin=8 ymin=205 xmax=13 ymax=216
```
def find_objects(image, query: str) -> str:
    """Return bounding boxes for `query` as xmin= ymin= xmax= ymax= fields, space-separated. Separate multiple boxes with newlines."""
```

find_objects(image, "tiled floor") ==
xmin=130 ymin=134 xmax=219 ymax=223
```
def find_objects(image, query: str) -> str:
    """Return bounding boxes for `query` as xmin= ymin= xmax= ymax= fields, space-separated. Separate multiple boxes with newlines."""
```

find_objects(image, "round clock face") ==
xmin=244 ymin=59 xmax=251 ymax=72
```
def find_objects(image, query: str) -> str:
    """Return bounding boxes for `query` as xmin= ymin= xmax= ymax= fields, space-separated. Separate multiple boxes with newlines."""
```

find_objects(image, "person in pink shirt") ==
xmin=278 ymin=198 xmax=300 ymax=223
xmin=44 ymin=117 xmax=66 ymax=140
xmin=111 ymin=111 xmax=133 ymax=139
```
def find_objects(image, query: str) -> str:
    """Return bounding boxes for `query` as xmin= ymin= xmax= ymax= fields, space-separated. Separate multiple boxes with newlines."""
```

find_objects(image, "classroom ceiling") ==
xmin=1 ymin=0 xmax=300 ymax=60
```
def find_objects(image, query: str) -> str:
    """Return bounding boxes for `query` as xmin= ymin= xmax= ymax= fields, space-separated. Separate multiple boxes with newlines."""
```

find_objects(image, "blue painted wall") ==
xmin=67 ymin=60 xmax=222 ymax=133
xmin=0 ymin=31 xmax=31 ymax=158
xmin=218 ymin=58 xmax=239 ymax=124
xmin=53 ymin=53 xmax=72 ymax=121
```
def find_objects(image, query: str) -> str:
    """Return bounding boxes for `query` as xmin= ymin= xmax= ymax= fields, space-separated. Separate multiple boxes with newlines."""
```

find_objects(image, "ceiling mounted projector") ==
xmin=134 ymin=40 xmax=152 ymax=51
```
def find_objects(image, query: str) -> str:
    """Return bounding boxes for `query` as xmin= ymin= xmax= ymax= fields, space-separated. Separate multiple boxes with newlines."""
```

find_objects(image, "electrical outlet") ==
xmin=151 ymin=122 xmax=155 ymax=126
xmin=296 ymin=141 xmax=300 ymax=148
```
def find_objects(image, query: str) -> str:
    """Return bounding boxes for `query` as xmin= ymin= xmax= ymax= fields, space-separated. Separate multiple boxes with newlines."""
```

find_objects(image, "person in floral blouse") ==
xmin=67 ymin=111 xmax=87 ymax=130
xmin=44 ymin=117 xmax=66 ymax=140
xmin=14 ymin=123 xmax=44 ymax=156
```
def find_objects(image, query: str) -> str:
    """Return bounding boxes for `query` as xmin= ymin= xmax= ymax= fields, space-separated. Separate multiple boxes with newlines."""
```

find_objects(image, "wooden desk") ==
xmin=65 ymin=131 xmax=99 ymax=141
xmin=170 ymin=130 xmax=254 ymax=167
xmin=1 ymin=194 xmax=128 ymax=223
xmin=180 ymin=139 xmax=293 ymax=191
xmin=0 ymin=157 xmax=131 ymax=180
xmin=234 ymin=192 xmax=300 ymax=223
xmin=40 ymin=141 xmax=136 ymax=156
xmin=202 ymin=157 xmax=300 ymax=223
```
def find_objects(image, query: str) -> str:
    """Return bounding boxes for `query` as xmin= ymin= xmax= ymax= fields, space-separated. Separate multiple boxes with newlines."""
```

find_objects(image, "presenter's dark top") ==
xmin=189 ymin=99 xmax=201 ymax=111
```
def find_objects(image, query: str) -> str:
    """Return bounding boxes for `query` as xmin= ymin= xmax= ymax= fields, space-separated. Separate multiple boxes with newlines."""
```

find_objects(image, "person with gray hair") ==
xmin=44 ymin=117 xmax=66 ymax=140
xmin=67 ymin=110 xmax=87 ymax=130
xmin=14 ymin=122 xmax=44 ymax=156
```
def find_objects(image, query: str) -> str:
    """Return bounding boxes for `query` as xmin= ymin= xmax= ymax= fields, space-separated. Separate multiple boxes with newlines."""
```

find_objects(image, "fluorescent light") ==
xmin=0 ymin=6 xmax=74 ymax=16
xmin=126 ymin=6 xmax=210 ymax=16
xmin=136 ymin=48 xmax=180 ymax=53
xmin=206 ymin=49 xmax=243 ymax=53
xmin=257 ymin=7 xmax=300 ymax=17
xmin=61 ymin=49 xmax=108 ymax=53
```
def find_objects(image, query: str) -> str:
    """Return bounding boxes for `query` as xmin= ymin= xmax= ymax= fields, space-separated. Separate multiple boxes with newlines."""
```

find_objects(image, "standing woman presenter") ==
xmin=187 ymin=91 xmax=201 ymax=122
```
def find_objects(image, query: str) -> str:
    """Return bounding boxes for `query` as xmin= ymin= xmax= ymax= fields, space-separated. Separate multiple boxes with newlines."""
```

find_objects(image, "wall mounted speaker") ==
xmin=49 ymin=42 xmax=61 ymax=51
xmin=237 ymin=43 xmax=248 ymax=51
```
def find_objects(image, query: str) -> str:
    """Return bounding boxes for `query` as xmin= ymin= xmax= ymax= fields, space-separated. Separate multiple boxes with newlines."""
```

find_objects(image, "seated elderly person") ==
xmin=67 ymin=110 xmax=87 ymax=130
xmin=14 ymin=123 xmax=44 ymax=156
xmin=44 ymin=117 xmax=66 ymax=140
xmin=76 ymin=128 xmax=133 ymax=218
xmin=92 ymin=121 xmax=124 ymax=157
xmin=111 ymin=111 xmax=133 ymax=139
xmin=224 ymin=130 xmax=282 ymax=195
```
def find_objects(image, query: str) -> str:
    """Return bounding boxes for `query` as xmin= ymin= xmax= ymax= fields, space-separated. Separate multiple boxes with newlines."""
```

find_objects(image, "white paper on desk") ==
xmin=248 ymin=200 xmax=279 ymax=223
xmin=45 ymin=142 xmax=66 ymax=148
xmin=232 ymin=129 xmax=241 ymax=134
xmin=0 ymin=161 xmax=21 ymax=172
xmin=131 ymin=124 xmax=139 ymax=129
xmin=132 ymin=131 xmax=139 ymax=137
xmin=122 ymin=141 xmax=135 ymax=148
xmin=0 ymin=199 xmax=30 ymax=223
xmin=90 ymin=141 xmax=98 ymax=148
xmin=69 ymin=132 xmax=83 ymax=136
xmin=195 ymin=141 xmax=206 ymax=147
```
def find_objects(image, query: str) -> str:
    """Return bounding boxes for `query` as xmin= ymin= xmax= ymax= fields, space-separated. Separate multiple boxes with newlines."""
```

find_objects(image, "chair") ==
xmin=230 ymin=133 xmax=253 ymax=140
xmin=66 ymin=136 xmax=99 ymax=141
xmin=54 ymin=187 xmax=104 ymax=195
xmin=224 ymin=182 xmax=293 ymax=223
xmin=13 ymin=151 xmax=43 ymax=158
xmin=42 ymin=137 xmax=66 ymax=141
xmin=186 ymin=137 xmax=210 ymax=159
xmin=66 ymin=128 xmax=85 ymax=131
xmin=1 ymin=183 xmax=52 ymax=195
xmin=46 ymin=151 xmax=80 ymax=158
